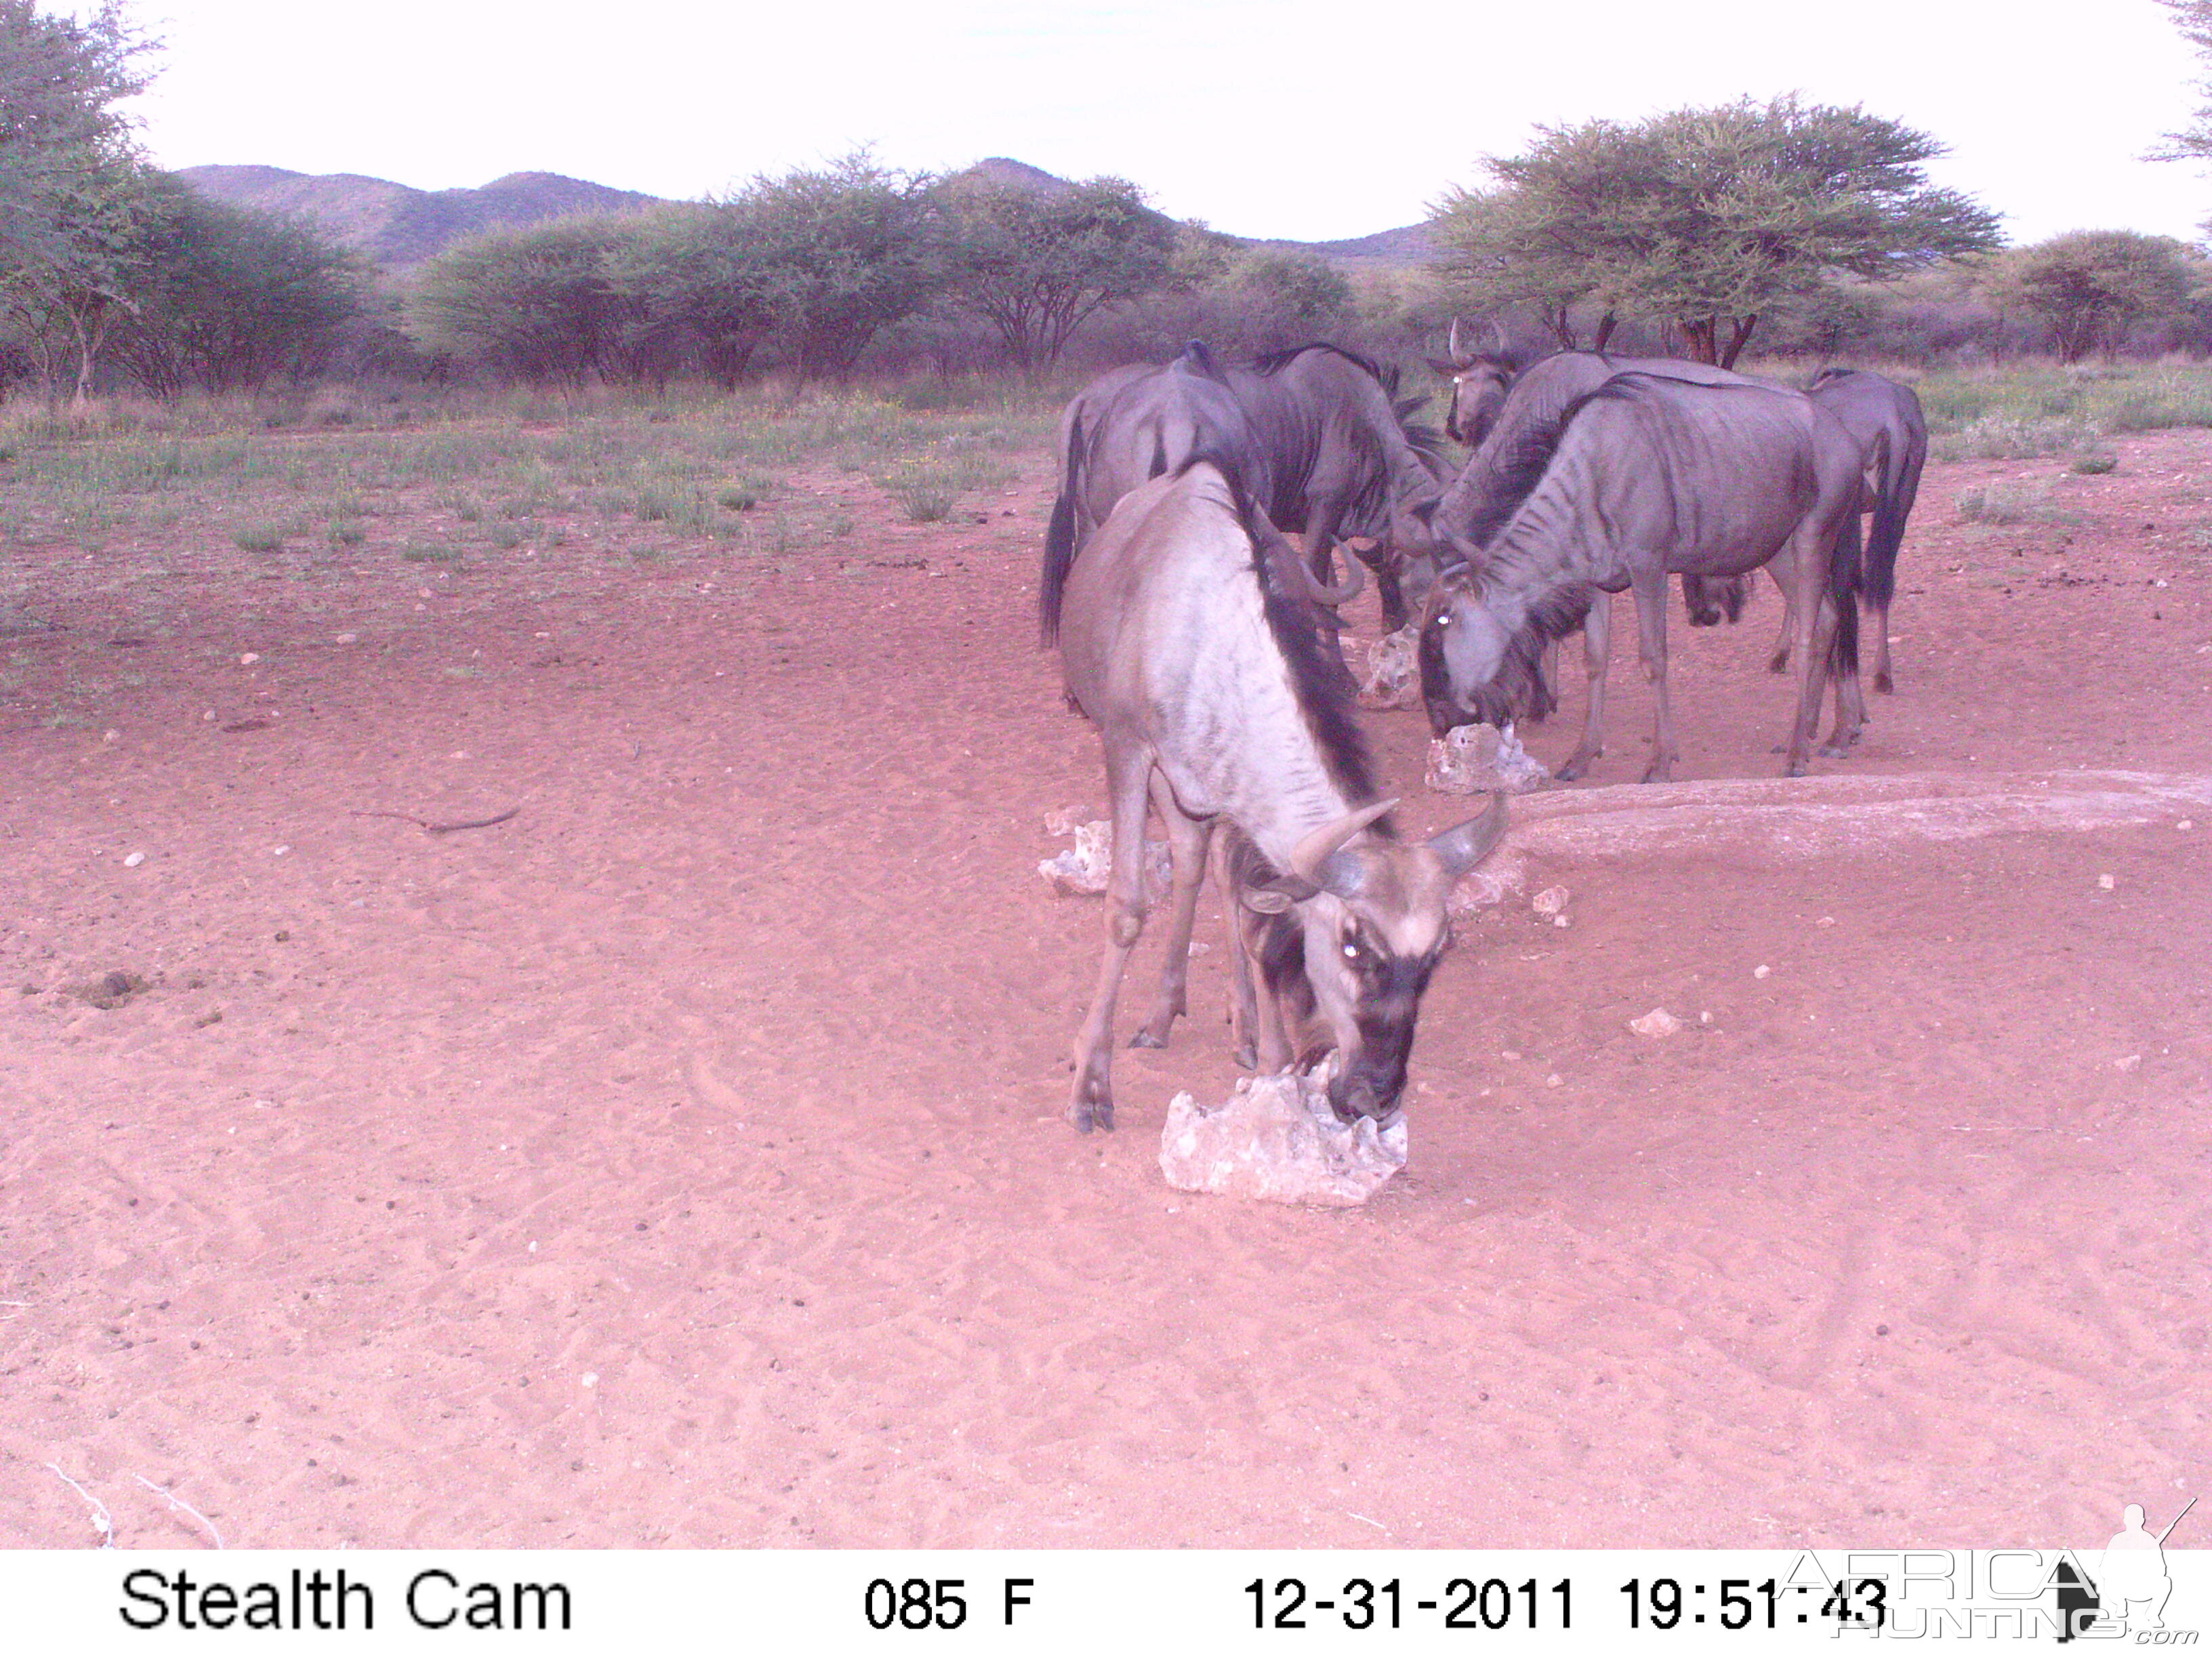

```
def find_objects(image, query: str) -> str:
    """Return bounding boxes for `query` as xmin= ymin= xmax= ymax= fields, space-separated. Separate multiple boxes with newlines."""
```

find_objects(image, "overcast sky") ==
xmin=123 ymin=0 xmax=2207 ymax=246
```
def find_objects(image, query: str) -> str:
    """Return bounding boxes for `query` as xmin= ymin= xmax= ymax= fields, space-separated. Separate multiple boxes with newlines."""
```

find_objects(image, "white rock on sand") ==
xmin=1629 ymin=1007 xmax=1685 ymax=1038
xmin=1427 ymin=722 xmax=1551 ymax=795
xmin=1038 ymin=819 xmax=1174 ymax=900
xmin=1359 ymin=625 xmax=1421 ymax=710
xmin=1159 ymin=1060 xmax=1407 ymax=1208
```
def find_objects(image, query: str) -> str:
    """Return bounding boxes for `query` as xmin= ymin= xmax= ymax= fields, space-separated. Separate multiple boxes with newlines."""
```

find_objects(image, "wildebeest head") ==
xmin=1426 ymin=319 xmax=1514 ymax=448
xmin=1417 ymin=564 xmax=1549 ymax=737
xmin=1241 ymin=794 xmax=1509 ymax=1123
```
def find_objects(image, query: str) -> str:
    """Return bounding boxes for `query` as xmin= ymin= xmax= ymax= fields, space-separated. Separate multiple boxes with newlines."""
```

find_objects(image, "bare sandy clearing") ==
xmin=1 ymin=428 xmax=2206 ymax=1549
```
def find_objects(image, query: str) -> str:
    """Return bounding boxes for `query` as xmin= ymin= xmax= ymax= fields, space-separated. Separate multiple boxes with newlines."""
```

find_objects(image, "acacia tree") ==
xmin=735 ymin=152 xmax=937 ymax=380
xmin=937 ymin=176 xmax=1174 ymax=369
xmin=1979 ymin=232 xmax=2196 ymax=362
xmin=0 ymin=0 xmax=159 ymax=402
xmin=106 ymin=182 xmax=362 ymax=396
xmin=1431 ymin=96 xmax=2003 ymax=366
xmin=603 ymin=203 xmax=782 ymax=388
xmin=409 ymin=218 xmax=651 ymax=388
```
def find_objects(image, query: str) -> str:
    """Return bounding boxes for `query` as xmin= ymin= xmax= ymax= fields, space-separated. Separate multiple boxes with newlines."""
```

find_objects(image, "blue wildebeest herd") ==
xmin=1040 ymin=336 xmax=1928 ymax=1132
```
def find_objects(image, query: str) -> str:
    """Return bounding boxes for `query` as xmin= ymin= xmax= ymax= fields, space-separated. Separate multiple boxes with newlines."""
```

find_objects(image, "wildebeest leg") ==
xmin=1631 ymin=565 xmax=1677 ymax=783
xmin=1131 ymin=773 xmax=1212 ymax=1050
xmin=1870 ymin=598 xmax=1895 ymax=694
xmin=1779 ymin=538 xmax=1839 ymax=777
xmin=1767 ymin=567 xmax=1799 ymax=674
xmin=1531 ymin=640 xmax=1558 ymax=725
xmin=1557 ymin=592 xmax=1610 ymax=780
xmin=1067 ymin=747 xmax=1153 ymax=1130
xmin=1218 ymin=855 xmax=1261 ymax=1071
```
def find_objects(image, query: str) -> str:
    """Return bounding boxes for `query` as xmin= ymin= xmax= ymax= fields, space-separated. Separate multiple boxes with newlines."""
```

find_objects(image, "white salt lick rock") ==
xmin=1160 ymin=1063 xmax=1408 ymax=1208
xmin=1427 ymin=722 xmax=1550 ymax=796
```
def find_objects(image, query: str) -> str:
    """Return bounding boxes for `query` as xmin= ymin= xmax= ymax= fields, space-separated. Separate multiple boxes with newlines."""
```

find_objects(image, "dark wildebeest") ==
xmin=1425 ymin=317 xmax=1516 ymax=449
xmin=1040 ymin=342 xmax=1446 ymax=644
xmin=1415 ymin=349 xmax=1769 ymax=773
xmin=1788 ymin=368 xmax=1928 ymax=694
xmin=1418 ymin=373 xmax=1866 ymax=781
xmin=1055 ymin=455 xmax=1509 ymax=1132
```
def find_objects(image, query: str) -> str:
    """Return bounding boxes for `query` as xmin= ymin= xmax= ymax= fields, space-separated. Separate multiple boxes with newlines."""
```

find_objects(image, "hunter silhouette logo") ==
xmin=2056 ymin=1496 xmax=2196 ymax=1642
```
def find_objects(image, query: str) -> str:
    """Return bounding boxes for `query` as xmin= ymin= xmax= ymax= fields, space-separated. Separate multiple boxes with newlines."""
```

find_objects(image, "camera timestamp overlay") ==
xmin=0 ymin=1540 xmax=2204 ymax=1653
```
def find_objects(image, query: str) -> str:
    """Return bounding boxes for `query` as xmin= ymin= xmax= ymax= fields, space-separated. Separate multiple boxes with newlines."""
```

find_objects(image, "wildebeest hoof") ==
xmin=1785 ymin=759 xmax=1810 ymax=777
xmin=1767 ymin=652 xmax=1790 ymax=674
xmin=1128 ymin=1028 xmax=1167 ymax=1049
xmin=1818 ymin=741 xmax=1850 ymax=759
xmin=1233 ymin=1043 xmax=1258 ymax=1070
xmin=1875 ymin=672 xmax=1895 ymax=694
xmin=1067 ymin=1099 xmax=1115 ymax=1132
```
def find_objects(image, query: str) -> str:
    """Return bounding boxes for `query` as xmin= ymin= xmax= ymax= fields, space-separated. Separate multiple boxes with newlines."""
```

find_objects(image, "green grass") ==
xmin=1904 ymin=363 xmax=2212 ymax=458
xmin=0 ymin=382 xmax=1059 ymax=556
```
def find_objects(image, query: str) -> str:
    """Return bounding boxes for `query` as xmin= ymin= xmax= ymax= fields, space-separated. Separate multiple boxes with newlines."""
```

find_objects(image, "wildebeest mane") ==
xmin=1451 ymin=390 xmax=1592 ymax=558
xmin=1250 ymin=341 xmax=1387 ymax=384
xmin=1187 ymin=452 xmax=1385 ymax=815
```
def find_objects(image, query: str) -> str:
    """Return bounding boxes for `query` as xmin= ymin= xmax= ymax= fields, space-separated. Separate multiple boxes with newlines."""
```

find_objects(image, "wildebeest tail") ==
xmin=1040 ymin=414 xmax=1084 ymax=644
xmin=1862 ymin=427 xmax=1906 ymax=614
xmin=1826 ymin=494 xmax=1863 ymax=682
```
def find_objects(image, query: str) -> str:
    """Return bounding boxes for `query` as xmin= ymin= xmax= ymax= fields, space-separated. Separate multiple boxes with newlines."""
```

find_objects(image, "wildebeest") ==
xmin=1055 ymin=455 xmax=1509 ymax=1132
xmin=1040 ymin=342 xmax=1446 ymax=644
xmin=1418 ymin=373 xmax=1866 ymax=781
xmin=1425 ymin=318 xmax=1515 ymax=448
xmin=1410 ymin=349 xmax=1768 ymax=770
xmin=1797 ymin=368 xmax=1927 ymax=694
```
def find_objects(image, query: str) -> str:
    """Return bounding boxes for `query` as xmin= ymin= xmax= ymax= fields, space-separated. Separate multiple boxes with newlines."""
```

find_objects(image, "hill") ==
xmin=177 ymin=159 xmax=1433 ymax=273
xmin=176 ymin=166 xmax=663 ymax=269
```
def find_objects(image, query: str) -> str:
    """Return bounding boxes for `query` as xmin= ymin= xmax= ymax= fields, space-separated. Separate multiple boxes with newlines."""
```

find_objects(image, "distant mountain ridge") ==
xmin=178 ymin=157 xmax=1431 ymax=273
xmin=177 ymin=165 xmax=662 ymax=269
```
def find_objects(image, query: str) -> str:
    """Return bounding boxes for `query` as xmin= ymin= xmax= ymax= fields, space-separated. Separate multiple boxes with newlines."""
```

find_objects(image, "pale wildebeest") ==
xmin=1416 ymin=349 xmax=1767 ymax=773
xmin=1418 ymin=373 xmax=1865 ymax=782
xmin=1040 ymin=342 xmax=1446 ymax=645
xmin=1055 ymin=455 xmax=1509 ymax=1132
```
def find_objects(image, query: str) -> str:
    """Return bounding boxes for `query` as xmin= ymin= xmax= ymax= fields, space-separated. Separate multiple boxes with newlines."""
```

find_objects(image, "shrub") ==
xmin=880 ymin=461 xmax=958 ymax=522
xmin=1957 ymin=480 xmax=2070 ymax=524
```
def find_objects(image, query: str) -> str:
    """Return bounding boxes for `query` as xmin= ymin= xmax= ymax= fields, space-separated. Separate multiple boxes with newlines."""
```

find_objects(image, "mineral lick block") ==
xmin=1159 ymin=1065 xmax=1408 ymax=1208
xmin=1425 ymin=722 xmax=1551 ymax=795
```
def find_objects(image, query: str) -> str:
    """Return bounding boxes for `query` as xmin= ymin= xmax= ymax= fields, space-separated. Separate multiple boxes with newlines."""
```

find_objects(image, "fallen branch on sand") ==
xmin=45 ymin=1464 xmax=112 ymax=1548
xmin=130 ymin=1473 xmax=224 ymax=1549
xmin=349 ymin=806 xmax=520 ymax=836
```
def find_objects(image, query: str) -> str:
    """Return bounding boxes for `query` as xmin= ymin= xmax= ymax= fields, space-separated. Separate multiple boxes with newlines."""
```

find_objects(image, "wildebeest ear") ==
xmin=1240 ymin=880 xmax=1308 ymax=914
xmin=1423 ymin=356 xmax=1460 ymax=377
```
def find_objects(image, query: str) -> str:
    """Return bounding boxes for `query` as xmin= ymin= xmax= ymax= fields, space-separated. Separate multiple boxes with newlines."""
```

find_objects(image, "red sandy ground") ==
xmin=1 ymin=429 xmax=2207 ymax=1551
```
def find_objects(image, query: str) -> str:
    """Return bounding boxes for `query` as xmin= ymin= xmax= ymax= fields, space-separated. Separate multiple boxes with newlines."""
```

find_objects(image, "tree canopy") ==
xmin=1430 ymin=96 xmax=2003 ymax=365
xmin=1978 ymin=231 xmax=2199 ymax=363
xmin=937 ymin=175 xmax=1175 ymax=369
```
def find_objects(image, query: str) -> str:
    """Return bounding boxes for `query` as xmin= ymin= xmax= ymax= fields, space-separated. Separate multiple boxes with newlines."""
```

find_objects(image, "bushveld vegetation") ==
xmin=9 ymin=3 xmax=2212 ymax=417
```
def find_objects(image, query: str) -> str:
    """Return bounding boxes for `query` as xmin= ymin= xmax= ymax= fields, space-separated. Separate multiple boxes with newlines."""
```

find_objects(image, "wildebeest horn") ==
xmin=1289 ymin=797 xmax=1398 ymax=890
xmin=1448 ymin=317 xmax=1463 ymax=362
xmin=1486 ymin=318 xmax=1506 ymax=354
xmin=1427 ymin=792 xmax=1509 ymax=878
xmin=1296 ymin=554 xmax=1364 ymax=608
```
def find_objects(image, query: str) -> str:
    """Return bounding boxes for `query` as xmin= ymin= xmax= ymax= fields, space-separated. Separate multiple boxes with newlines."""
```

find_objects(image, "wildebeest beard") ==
xmin=1420 ymin=581 xmax=1589 ymax=735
